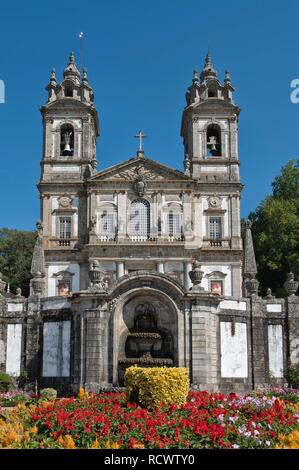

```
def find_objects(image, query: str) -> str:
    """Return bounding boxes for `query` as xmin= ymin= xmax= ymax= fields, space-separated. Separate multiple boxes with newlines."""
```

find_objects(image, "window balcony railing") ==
xmin=203 ymin=238 xmax=231 ymax=249
xmin=47 ymin=238 xmax=78 ymax=249
xmin=59 ymin=239 xmax=71 ymax=247
xmin=90 ymin=234 xmax=186 ymax=245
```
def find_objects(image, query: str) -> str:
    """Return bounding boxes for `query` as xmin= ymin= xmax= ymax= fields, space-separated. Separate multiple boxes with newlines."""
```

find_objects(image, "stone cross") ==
xmin=134 ymin=129 xmax=147 ymax=151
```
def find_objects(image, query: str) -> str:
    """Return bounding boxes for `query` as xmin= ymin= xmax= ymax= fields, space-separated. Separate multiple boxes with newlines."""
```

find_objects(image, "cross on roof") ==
xmin=134 ymin=129 xmax=147 ymax=151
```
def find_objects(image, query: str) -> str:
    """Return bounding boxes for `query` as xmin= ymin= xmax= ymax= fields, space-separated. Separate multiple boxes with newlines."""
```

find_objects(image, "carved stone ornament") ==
xmin=133 ymin=178 xmax=147 ymax=197
xmin=58 ymin=195 xmax=73 ymax=209
xmin=0 ymin=272 xmax=6 ymax=293
xmin=208 ymin=195 xmax=222 ymax=209
xmin=189 ymin=260 xmax=204 ymax=292
xmin=284 ymin=272 xmax=299 ymax=297
xmin=89 ymin=261 xmax=110 ymax=292
xmin=89 ymin=215 xmax=97 ymax=233
xmin=244 ymin=274 xmax=259 ymax=297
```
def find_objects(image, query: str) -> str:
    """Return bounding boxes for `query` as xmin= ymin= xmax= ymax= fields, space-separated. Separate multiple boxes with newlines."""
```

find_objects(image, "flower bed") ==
xmin=0 ymin=390 xmax=299 ymax=449
xmin=0 ymin=390 xmax=38 ymax=408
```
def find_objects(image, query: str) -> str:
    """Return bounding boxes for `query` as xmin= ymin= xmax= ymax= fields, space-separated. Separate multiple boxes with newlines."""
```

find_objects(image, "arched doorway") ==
xmin=110 ymin=288 xmax=182 ymax=385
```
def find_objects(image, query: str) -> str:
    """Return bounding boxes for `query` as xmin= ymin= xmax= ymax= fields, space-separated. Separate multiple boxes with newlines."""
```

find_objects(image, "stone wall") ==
xmin=0 ymin=278 xmax=298 ymax=395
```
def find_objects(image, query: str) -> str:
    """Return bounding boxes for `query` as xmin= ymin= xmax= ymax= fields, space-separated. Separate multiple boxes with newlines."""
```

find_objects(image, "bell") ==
xmin=61 ymin=130 xmax=73 ymax=156
xmin=62 ymin=142 xmax=71 ymax=155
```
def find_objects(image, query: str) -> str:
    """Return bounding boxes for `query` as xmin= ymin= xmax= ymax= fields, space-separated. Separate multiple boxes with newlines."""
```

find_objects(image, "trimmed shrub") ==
xmin=0 ymin=371 xmax=13 ymax=392
xmin=39 ymin=388 xmax=57 ymax=401
xmin=124 ymin=366 xmax=189 ymax=408
xmin=286 ymin=364 xmax=299 ymax=389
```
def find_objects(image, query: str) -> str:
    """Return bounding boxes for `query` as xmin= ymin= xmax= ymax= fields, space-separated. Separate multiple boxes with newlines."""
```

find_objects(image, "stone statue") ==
xmin=89 ymin=215 xmax=97 ymax=233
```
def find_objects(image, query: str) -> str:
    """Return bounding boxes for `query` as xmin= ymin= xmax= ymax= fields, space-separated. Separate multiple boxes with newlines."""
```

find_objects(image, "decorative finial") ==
xmin=50 ymin=67 xmax=56 ymax=84
xmin=0 ymin=272 xmax=6 ymax=293
xmin=265 ymin=288 xmax=274 ymax=299
xmin=284 ymin=272 xmax=299 ymax=296
xmin=205 ymin=53 xmax=212 ymax=67
xmin=36 ymin=220 xmax=43 ymax=236
xmin=244 ymin=219 xmax=252 ymax=230
xmin=69 ymin=51 xmax=75 ymax=64
xmin=225 ymin=67 xmax=231 ymax=84
xmin=193 ymin=69 xmax=199 ymax=83
xmin=82 ymin=67 xmax=88 ymax=83
xmin=200 ymin=52 xmax=217 ymax=82
xmin=16 ymin=287 xmax=22 ymax=297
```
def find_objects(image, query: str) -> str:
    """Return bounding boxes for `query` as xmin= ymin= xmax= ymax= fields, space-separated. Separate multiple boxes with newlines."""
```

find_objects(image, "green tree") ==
xmin=249 ymin=160 xmax=299 ymax=296
xmin=0 ymin=228 xmax=35 ymax=297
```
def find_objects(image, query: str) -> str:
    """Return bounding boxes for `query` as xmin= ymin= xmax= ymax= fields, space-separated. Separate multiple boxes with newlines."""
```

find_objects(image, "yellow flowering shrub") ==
xmin=105 ymin=439 xmax=120 ymax=449
xmin=276 ymin=430 xmax=299 ymax=449
xmin=63 ymin=435 xmax=76 ymax=449
xmin=124 ymin=366 xmax=189 ymax=408
xmin=78 ymin=387 xmax=89 ymax=399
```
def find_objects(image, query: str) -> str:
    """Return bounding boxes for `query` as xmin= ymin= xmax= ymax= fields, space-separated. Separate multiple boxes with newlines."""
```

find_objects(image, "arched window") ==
xmin=60 ymin=123 xmax=74 ymax=156
xmin=167 ymin=210 xmax=181 ymax=237
xmin=206 ymin=124 xmax=221 ymax=157
xmin=129 ymin=199 xmax=150 ymax=238
xmin=100 ymin=210 xmax=115 ymax=235
xmin=208 ymin=86 xmax=217 ymax=98
xmin=64 ymin=85 xmax=73 ymax=97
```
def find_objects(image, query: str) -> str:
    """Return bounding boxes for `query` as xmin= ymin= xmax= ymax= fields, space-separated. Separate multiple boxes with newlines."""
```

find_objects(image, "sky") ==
xmin=0 ymin=0 xmax=299 ymax=231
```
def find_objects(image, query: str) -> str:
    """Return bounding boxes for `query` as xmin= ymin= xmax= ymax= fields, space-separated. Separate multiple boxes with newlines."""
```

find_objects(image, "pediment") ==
xmin=90 ymin=156 xmax=192 ymax=182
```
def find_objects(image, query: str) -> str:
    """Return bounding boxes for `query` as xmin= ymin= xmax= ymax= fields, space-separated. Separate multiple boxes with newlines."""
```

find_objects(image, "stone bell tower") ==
xmin=181 ymin=53 xmax=240 ymax=181
xmin=37 ymin=53 xmax=100 ymax=285
xmin=40 ymin=52 xmax=99 ymax=183
xmin=181 ymin=54 xmax=243 ymax=297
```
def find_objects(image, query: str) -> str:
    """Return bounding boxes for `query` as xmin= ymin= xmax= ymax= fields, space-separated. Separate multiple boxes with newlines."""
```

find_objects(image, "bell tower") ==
xmin=38 ymin=53 xmax=100 ymax=272
xmin=40 ymin=52 xmax=99 ymax=182
xmin=181 ymin=54 xmax=243 ymax=297
xmin=181 ymin=54 xmax=240 ymax=181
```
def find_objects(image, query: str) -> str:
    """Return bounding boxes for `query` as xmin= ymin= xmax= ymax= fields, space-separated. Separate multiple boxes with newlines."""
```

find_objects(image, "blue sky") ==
xmin=0 ymin=0 xmax=299 ymax=230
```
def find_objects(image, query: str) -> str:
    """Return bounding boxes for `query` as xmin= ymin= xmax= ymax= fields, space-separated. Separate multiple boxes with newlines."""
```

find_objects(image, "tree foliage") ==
xmin=0 ymin=228 xmax=35 ymax=297
xmin=249 ymin=160 xmax=299 ymax=296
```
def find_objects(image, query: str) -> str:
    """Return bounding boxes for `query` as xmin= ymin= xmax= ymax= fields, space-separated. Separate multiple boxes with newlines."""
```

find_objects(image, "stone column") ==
xmin=157 ymin=262 xmax=164 ymax=274
xmin=286 ymin=295 xmax=299 ymax=367
xmin=84 ymin=307 xmax=109 ymax=390
xmin=117 ymin=191 xmax=127 ymax=240
xmin=117 ymin=262 xmax=125 ymax=279
xmin=190 ymin=296 xmax=219 ymax=392
xmin=184 ymin=262 xmax=193 ymax=291
xmin=44 ymin=118 xmax=53 ymax=158
xmin=250 ymin=297 xmax=267 ymax=389
xmin=25 ymin=301 xmax=42 ymax=386
xmin=231 ymin=263 xmax=242 ymax=299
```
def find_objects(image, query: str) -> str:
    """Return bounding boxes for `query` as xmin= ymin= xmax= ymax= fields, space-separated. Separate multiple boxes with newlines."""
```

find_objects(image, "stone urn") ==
xmin=89 ymin=262 xmax=109 ymax=292
xmin=0 ymin=272 xmax=6 ymax=294
xmin=189 ymin=260 xmax=204 ymax=291
xmin=30 ymin=273 xmax=45 ymax=295
xmin=89 ymin=267 xmax=102 ymax=285
xmin=244 ymin=274 xmax=259 ymax=297
xmin=284 ymin=273 xmax=299 ymax=296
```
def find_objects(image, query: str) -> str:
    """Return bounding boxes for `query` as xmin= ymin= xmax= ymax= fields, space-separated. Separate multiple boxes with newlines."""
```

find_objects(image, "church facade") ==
xmin=0 ymin=53 xmax=298 ymax=394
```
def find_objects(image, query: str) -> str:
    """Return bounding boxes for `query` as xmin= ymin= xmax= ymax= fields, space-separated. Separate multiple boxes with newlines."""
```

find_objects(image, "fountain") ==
xmin=118 ymin=302 xmax=173 ymax=384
